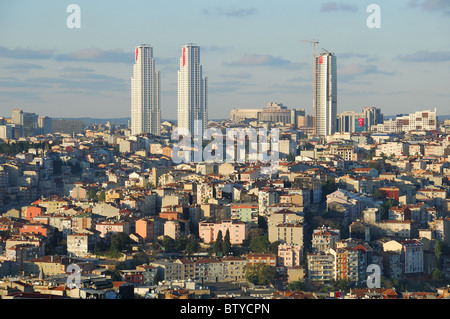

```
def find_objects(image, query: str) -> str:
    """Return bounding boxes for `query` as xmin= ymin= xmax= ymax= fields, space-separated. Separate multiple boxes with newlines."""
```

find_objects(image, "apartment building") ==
xmin=277 ymin=243 xmax=303 ymax=268
xmin=268 ymin=222 xmax=303 ymax=246
xmin=307 ymin=253 xmax=335 ymax=282
xmin=95 ymin=221 xmax=131 ymax=238
xmin=67 ymin=234 xmax=91 ymax=257
xmin=198 ymin=219 xmax=248 ymax=245
xmin=311 ymin=226 xmax=341 ymax=254
xmin=135 ymin=218 xmax=164 ymax=242
xmin=244 ymin=253 xmax=277 ymax=267
xmin=376 ymin=142 xmax=409 ymax=157
xmin=383 ymin=239 xmax=424 ymax=275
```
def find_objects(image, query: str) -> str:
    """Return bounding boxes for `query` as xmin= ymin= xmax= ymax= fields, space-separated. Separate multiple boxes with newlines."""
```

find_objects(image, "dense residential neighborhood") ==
xmin=0 ymin=108 xmax=449 ymax=300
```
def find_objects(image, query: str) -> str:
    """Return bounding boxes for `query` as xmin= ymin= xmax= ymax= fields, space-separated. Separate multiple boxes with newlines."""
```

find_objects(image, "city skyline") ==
xmin=0 ymin=1 xmax=449 ymax=120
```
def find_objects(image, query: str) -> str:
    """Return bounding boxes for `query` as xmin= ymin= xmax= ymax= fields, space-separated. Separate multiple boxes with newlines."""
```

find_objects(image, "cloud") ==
xmin=219 ymin=72 xmax=253 ymax=79
xmin=202 ymin=45 xmax=234 ymax=52
xmin=338 ymin=63 xmax=396 ymax=82
xmin=288 ymin=76 xmax=313 ymax=83
xmin=3 ymin=63 xmax=45 ymax=73
xmin=408 ymin=0 xmax=450 ymax=14
xmin=155 ymin=57 xmax=178 ymax=65
xmin=396 ymin=50 xmax=450 ymax=62
xmin=321 ymin=2 xmax=358 ymax=12
xmin=203 ymin=6 xmax=257 ymax=17
xmin=0 ymin=45 xmax=136 ymax=64
xmin=0 ymin=76 xmax=46 ymax=88
xmin=0 ymin=71 xmax=128 ymax=94
xmin=46 ymin=71 xmax=128 ymax=92
xmin=59 ymin=66 xmax=95 ymax=73
xmin=54 ymin=48 xmax=132 ymax=64
xmin=338 ymin=52 xmax=369 ymax=59
xmin=227 ymin=54 xmax=304 ymax=69
xmin=0 ymin=46 xmax=53 ymax=60
xmin=338 ymin=52 xmax=380 ymax=63
xmin=0 ymin=91 xmax=45 ymax=103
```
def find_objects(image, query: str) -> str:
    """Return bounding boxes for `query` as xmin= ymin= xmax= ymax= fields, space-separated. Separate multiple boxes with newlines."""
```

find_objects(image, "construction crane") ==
xmin=299 ymin=39 xmax=319 ymax=63
xmin=299 ymin=39 xmax=319 ymax=134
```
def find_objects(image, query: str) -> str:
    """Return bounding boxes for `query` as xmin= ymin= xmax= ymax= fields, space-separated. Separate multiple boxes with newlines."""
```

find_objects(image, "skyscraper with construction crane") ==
xmin=314 ymin=49 xmax=337 ymax=136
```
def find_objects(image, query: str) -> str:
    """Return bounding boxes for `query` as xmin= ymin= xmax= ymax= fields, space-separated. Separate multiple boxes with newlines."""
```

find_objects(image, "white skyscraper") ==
xmin=131 ymin=45 xmax=161 ymax=136
xmin=314 ymin=50 xmax=337 ymax=136
xmin=177 ymin=44 xmax=208 ymax=135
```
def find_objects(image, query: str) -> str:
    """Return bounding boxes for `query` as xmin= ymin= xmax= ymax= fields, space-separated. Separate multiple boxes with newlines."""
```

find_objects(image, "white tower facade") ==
xmin=314 ymin=51 xmax=337 ymax=137
xmin=177 ymin=44 xmax=208 ymax=135
xmin=131 ymin=45 xmax=161 ymax=136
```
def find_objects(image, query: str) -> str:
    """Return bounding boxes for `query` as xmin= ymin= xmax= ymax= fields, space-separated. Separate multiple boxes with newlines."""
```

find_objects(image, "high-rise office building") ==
xmin=363 ymin=107 xmax=383 ymax=129
xmin=314 ymin=50 xmax=337 ymax=136
xmin=38 ymin=116 xmax=52 ymax=135
xmin=177 ymin=44 xmax=208 ymax=135
xmin=131 ymin=45 xmax=161 ymax=136
xmin=11 ymin=109 xmax=38 ymax=137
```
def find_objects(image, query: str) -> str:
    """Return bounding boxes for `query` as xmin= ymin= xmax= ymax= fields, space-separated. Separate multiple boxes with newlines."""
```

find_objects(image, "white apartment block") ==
xmin=376 ymin=142 xmax=409 ymax=157
xmin=67 ymin=234 xmax=90 ymax=257
xmin=376 ymin=109 xmax=437 ymax=133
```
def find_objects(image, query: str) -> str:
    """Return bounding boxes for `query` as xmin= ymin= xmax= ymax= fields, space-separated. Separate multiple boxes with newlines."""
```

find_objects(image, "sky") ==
xmin=0 ymin=0 xmax=449 ymax=121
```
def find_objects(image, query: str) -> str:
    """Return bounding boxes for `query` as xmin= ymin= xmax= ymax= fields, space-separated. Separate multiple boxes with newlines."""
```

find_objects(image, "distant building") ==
xmin=11 ymin=109 xmax=38 ymax=137
xmin=375 ymin=109 xmax=437 ymax=133
xmin=52 ymin=119 xmax=84 ymax=135
xmin=230 ymin=102 xmax=305 ymax=126
xmin=336 ymin=111 xmax=367 ymax=133
xmin=38 ymin=116 xmax=52 ymax=135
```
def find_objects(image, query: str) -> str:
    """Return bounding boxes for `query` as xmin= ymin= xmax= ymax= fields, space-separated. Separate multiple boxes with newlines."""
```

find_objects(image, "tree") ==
xmin=110 ymin=232 xmax=132 ymax=253
xmin=287 ymin=281 xmax=306 ymax=291
xmin=223 ymin=229 xmax=231 ymax=256
xmin=286 ymin=153 xmax=296 ymax=163
xmin=97 ymin=191 xmax=106 ymax=202
xmin=257 ymin=216 xmax=268 ymax=232
xmin=244 ymin=263 xmax=277 ymax=286
xmin=322 ymin=177 xmax=337 ymax=200
xmin=186 ymin=237 xmax=200 ymax=255
xmin=302 ymin=142 xmax=314 ymax=151
xmin=435 ymin=240 xmax=443 ymax=269
xmin=214 ymin=230 xmax=223 ymax=256
xmin=373 ymin=189 xmax=384 ymax=199
xmin=161 ymin=236 xmax=175 ymax=252
xmin=249 ymin=235 xmax=271 ymax=253
xmin=432 ymin=269 xmax=443 ymax=282
xmin=87 ymin=189 xmax=98 ymax=201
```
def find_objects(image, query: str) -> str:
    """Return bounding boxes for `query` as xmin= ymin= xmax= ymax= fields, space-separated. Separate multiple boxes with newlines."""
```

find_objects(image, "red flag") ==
xmin=358 ymin=118 xmax=364 ymax=128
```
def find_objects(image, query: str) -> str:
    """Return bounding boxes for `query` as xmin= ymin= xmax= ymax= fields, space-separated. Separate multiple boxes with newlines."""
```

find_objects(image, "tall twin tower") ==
xmin=131 ymin=44 xmax=207 ymax=136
